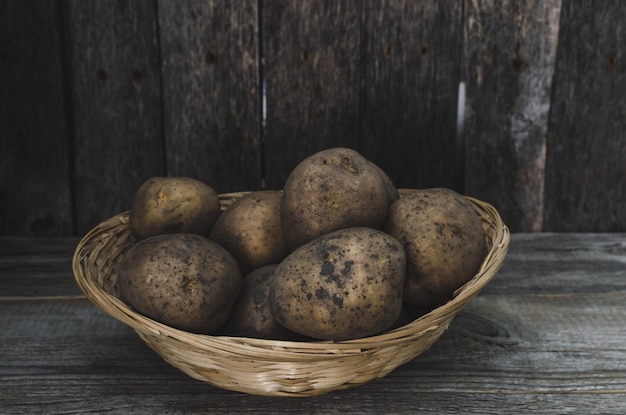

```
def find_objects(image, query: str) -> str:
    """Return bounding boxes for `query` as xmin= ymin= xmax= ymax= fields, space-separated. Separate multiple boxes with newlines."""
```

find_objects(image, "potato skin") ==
xmin=129 ymin=177 xmax=221 ymax=241
xmin=382 ymin=188 xmax=487 ymax=309
xmin=269 ymin=227 xmax=406 ymax=341
xmin=117 ymin=233 xmax=242 ymax=334
xmin=280 ymin=147 xmax=395 ymax=251
xmin=210 ymin=190 xmax=289 ymax=275
xmin=219 ymin=265 xmax=305 ymax=340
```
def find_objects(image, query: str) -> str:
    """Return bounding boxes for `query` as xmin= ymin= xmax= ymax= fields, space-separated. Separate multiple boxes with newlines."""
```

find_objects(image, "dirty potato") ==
xmin=129 ymin=176 xmax=221 ymax=241
xmin=280 ymin=147 xmax=396 ymax=251
xmin=371 ymin=161 xmax=400 ymax=204
xmin=269 ymin=227 xmax=406 ymax=341
xmin=210 ymin=190 xmax=289 ymax=275
xmin=382 ymin=188 xmax=487 ymax=309
xmin=219 ymin=265 xmax=305 ymax=340
xmin=117 ymin=233 xmax=242 ymax=334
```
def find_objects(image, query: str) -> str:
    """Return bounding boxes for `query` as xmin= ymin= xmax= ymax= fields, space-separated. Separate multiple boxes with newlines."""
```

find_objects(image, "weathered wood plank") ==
xmin=157 ymin=0 xmax=262 ymax=193
xmin=543 ymin=0 xmax=626 ymax=232
xmin=463 ymin=0 xmax=562 ymax=232
xmin=0 ymin=0 xmax=73 ymax=236
xmin=1 ymin=287 xmax=625 ymax=413
xmin=1 ymin=234 xmax=625 ymax=413
xmin=359 ymin=0 xmax=463 ymax=190
xmin=67 ymin=0 xmax=164 ymax=235
xmin=0 ymin=237 xmax=81 ymax=297
xmin=483 ymin=233 xmax=626 ymax=295
xmin=262 ymin=0 xmax=361 ymax=188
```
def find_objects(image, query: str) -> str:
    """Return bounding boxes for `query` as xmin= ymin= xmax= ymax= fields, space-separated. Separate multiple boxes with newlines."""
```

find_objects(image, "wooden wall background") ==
xmin=1 ymin=0 xmax=624 ymax=237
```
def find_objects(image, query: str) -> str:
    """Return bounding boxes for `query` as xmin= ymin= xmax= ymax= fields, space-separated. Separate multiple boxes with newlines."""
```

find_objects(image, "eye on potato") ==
xmin=210 ymin=190 xmax=289 ymax=275
xmin=117 ymin=233 xmax=242 ymax=334
xmin=129 ymin=176 xmax=221 ymax=241
xmin=280 ymin=147 xmax=397 ymax=251
xmin=269 ymin=227 xmax=406 ymax=341
xmin=382 ymin=188 xmax=487 ymax=309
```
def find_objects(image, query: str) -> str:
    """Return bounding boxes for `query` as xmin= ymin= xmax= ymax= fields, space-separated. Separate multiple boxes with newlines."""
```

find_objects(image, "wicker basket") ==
xmin=72 ymin=190 xmax=510 ymax=397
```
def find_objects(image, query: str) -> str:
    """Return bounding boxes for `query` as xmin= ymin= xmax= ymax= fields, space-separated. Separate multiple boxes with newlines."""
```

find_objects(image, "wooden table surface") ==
xmin=1 ymin=233 xmax=625 ymax=414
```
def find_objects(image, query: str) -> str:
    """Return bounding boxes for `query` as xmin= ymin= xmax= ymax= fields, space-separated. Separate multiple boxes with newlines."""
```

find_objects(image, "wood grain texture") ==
xmin=482 ymin=233 xmax=626 ymax=295
xmin=463 ymin=0 xmax=562 ymax=232
xmin=1 ymin=233 xmax=625 ymax=413
xmin=359 ymin=0 xmax=463 ymax=190
xmin=0 ymin=237 xmax=80 ymax=298
xmin=158 ymin=0 xmax=262 ymax=193
xmin=1 ymin=294 xmax=625 ymax=414
xmin=543 ymin=0 xmax=626 ymax=232
xmin=67 ymin=0 xmax=164 ymax=235
xmin=0 ymin=0 xmax=73 ymax=236
xmin=3 ymin=1 xmax=626 ymax=238
xmin=262 ymin=0 xmax=361 ymax=188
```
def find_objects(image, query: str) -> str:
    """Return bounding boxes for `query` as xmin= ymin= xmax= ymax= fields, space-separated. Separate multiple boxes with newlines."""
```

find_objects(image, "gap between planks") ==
xmin=405 ymin=388 xmax=626 ymax=395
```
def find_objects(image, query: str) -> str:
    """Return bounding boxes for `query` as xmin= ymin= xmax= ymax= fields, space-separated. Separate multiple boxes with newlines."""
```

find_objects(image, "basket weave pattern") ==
xmin=72 ymin=190 xmax=510 ymax=397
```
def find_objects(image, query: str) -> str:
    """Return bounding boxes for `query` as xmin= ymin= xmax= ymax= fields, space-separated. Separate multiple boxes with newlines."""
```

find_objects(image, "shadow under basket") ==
xmin=72 ymin=190 xmax=510 ymax=397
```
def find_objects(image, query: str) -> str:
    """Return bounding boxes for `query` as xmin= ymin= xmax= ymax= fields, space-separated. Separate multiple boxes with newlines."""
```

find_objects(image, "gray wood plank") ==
xmin=67 ymin=0 xmax=165 ymax=235
xmin=1 ymin=234 xmax=625 ymax=413
xmin=359 ymin=0 xmax=463 ymax=191
xmin=482 ymin=233 xmax=626 ymax=295
xmin=0 ymin=0 xmax=73 ymax=236
xmin=0 ymin=237 xmax=81 ymax=297
xmin=1 ymin=288 xmax=625 ymax=413
xmin=157 ymin=0 xmax=262 ymax=193
xmin=262 ymin=0 xmax=361 ymax=188
xmin=463 ymin=0 xmax=562 ymax=232
xmin=543 ymin=0 xmax=626 ymax=232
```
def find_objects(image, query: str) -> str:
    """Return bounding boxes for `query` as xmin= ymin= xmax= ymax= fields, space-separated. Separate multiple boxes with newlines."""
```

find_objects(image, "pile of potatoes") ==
xmin=116 ymin=147 xmax=487 ymax=341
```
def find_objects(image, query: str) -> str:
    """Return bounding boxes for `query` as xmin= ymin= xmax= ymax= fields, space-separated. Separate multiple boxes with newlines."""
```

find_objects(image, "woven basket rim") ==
xmin=71 ymin=188 xmax=510 ymax=395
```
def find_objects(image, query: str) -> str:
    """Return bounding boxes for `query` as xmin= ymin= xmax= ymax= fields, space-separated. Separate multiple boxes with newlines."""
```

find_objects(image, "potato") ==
xmin=129 ymin=176 xmax=221 ymax=241
xmin=269 ymin=227 xmax=406 ymax=341
xmin=219 ymin=265 xmax=305 ymax=340
xmin=280 ymin=147 xmax=396 ymax=251
xmin=210 ymin=190 xmax=289 ymax=275
xmin=382 ymin=188 xmax=487 ymax=309
xmin=389 ymin=306 xmax=411 ymax=330
xmin=117 ymin=233 xmax=242 ymax=334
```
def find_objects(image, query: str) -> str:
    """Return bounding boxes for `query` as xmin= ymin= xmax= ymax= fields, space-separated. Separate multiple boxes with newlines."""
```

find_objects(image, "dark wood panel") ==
xmin=463 ymin=0 xmax=562 ymax=232
xmin=158 ymin=0 xmax=262 ymax=193
xmin=67 ymin=0 xmax=165 ymax=235
xmin=263 ymin=0 xmax=362 ymax=188
xmin=0 ymin=0 xmax=73 ymax=236
xmin=544 ymin=0 xmax=626 ymax=232
xmin=3 ymin=1 xmax=625 ymax=235
xmin=359 ymin=0 xmax=463 ymax=191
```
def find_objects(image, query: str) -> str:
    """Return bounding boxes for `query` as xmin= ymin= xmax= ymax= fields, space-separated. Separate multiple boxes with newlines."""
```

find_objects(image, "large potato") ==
xmin=280 ymin=147 xmax=397 ymax=251
xmin=269 ymin=227 xmax=406 ymax=341
xmin=382 ymin=188 xmax=487 ymax=309
xmin=129 ymin=177 xmax=221 ymax=241
xmin=117 ymin=233 xmax=242 ymax=334
xmin=210 ymin=190 xmax=289 ymax=275
xmin=219 ymin=265 xmax=305 ymax=340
